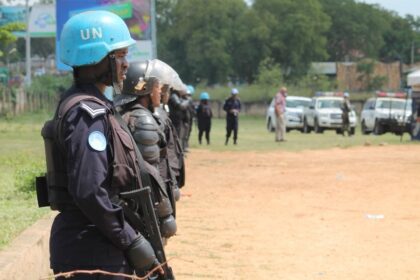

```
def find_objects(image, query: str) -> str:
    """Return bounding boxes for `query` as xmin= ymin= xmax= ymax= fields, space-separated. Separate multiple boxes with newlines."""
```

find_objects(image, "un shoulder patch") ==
xmin=88 ymin=131 xmax=107 ymax=151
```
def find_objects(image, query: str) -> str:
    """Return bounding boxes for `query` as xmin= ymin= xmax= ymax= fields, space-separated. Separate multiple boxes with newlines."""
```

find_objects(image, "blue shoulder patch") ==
xmin=88 ymin=131 xmax=107 ymax=151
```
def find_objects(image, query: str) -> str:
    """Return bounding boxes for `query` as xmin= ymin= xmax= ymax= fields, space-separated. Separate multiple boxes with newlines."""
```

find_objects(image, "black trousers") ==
xmin=226 ymin=116 xmax=238 ymax=141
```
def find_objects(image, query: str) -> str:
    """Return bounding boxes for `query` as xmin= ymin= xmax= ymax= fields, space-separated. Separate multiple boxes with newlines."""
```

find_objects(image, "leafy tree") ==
xmin=158 ymin=0 xmax=248 ymax=85
xmin=0 ymin=22 xmax=25 ymax=59
xmin=255 ymin=57 xmax=282 ymax=100
xmin=319 ymin=0 xmax=389 ymax=61
xmin=379 ymin=13 xmax=415 ymax=64
xmin=230 ymin=8 xmax=270 ymax=83
xmin=253 ymin=0 xmax=330 ymax=79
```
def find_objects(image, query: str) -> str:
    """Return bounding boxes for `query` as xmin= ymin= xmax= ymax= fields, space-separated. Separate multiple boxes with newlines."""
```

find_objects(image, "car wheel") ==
xmin=361 ymin=120 xmax=369 ymax=135
xmin=314 ymin=119 xmax=323 ymax=133
xmin=336 ymin=128 xmax=342 ymax=134
xmin=303 ymin=118 xmax=311 ymax=133
xmin=373 ymin=119 xmax=383 ymax=135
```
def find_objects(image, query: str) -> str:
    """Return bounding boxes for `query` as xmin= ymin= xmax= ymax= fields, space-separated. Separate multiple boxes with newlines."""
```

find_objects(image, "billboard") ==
xmin=0 ymin=6 xmax=26 ymax=26
xmin=1 ymin=5 xmax=56 ymax=38
xmin=29 ymin=5 xmax=55 ymax=37
xmin=56 ymin=0 xmax=153 ymax=71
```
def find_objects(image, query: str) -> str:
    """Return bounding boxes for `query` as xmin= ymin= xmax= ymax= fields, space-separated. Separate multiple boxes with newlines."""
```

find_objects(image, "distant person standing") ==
xmin=223 ymin=88 xmax=241 ymax=145
xmin=196 ymin=92 xmax=213 ymax=145
xmin=341 ymin=92 xmax=352 ymax=136
xmin=274 ymin=86 xmax=287 ymax=142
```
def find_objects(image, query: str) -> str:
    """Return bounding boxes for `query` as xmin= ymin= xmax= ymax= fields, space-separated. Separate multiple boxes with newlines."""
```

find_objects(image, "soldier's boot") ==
xmin=233 ymin=138 xmax=237 ymax=145
xmin=225 ymin=137 xmax=229 ymax=145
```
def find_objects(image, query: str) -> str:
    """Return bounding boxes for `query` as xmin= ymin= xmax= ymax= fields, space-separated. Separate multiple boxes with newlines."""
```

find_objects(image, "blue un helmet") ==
xmin=200 ymin=92 xmax=210 ymax=100
xmin=186 ymin=85 xmax=195 ymax=95
xmin=60 ymin=10 xmax=136 ymax=67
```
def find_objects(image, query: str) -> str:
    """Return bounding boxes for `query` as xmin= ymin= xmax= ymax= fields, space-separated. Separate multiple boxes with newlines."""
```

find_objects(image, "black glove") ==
xmin=125 ymin=235 xmax=160 ymax=275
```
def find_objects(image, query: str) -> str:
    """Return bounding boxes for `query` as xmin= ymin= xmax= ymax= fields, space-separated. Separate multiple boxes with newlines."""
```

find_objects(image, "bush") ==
xmin=14 ymin=159 xmax=45 ymax=194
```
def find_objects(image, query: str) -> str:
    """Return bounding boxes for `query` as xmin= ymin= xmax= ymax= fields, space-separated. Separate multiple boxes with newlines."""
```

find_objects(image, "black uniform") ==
xmin=168 ymin=92 xmax=189 ymax=150
xmin=223 ymin=96 xmax=241 ymax=144
xmin=196 ymin=100 xmax=213 ymax=144
xmin=50 ymin=85 xmax=136 ymax=278
xmin=341 ymin=99 xmax=351 ymax=136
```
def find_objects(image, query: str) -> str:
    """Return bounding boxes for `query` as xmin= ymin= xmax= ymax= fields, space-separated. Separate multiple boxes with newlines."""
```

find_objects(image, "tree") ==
xmin=379 ymin=13 xmax=415 ymax=64
xmin=255 ymin=57 xmax=282 ymax=100
xmin=319 ymin=0 xmax=389 ymax=61
xmin=0 ymin=22 xmax=25 ymax=58
xmin=253 ymin=0 xmax=330 ymax=80
xmin=158 ymin=0 xmax=248 ymax=85
xmin=229 ymin=8 xmax=270 ymax=83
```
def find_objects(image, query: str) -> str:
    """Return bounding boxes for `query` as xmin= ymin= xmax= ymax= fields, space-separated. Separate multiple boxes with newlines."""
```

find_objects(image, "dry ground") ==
xmin=166 ymin=145 xmax=420 ymax=280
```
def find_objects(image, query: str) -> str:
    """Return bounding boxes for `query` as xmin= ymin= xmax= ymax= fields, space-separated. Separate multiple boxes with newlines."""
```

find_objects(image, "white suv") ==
xmin=302 ymin=95 xmax=357 ymax=134
xmin=360 ymin=94 xmax=411 ymax=135
xmin=266 ymin=96 xmax=311 ymax=132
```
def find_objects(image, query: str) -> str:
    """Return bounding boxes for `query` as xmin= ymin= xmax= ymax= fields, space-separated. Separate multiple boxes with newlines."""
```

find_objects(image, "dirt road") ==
xmin=166 ymin=145 xmax=420 ymax=280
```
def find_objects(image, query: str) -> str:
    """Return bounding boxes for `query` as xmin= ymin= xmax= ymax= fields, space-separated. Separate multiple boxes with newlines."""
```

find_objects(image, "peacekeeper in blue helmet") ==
xmin=114 ymin=60 xmax=179 ymax=241
xmin=42 ymin=11 xmax=163 ymax=279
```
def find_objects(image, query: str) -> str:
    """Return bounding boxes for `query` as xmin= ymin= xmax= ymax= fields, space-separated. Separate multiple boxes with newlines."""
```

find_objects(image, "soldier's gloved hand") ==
xmin=125 ymin=235 xmax=163 ymax=276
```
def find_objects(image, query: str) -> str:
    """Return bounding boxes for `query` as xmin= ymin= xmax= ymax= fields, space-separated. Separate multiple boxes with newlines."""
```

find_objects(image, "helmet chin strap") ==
xmin=108 ymin=53 xmax=122 ymax=95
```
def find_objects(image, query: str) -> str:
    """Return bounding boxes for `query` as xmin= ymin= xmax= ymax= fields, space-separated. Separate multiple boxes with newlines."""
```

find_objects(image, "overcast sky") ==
xmin=354 ymin=0 xmax=420 ymax=18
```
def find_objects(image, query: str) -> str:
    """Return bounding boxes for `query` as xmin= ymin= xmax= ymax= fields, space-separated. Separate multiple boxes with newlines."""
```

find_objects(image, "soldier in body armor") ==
xmin=38 ymin=11 xmax=163 ymax=279
xmin=183 ymin=85 xmax=196 ymax=151
xmin=168 ymin=87 xmax=189 ymax=151
xmin=115 ymin=60 xmax=178 ymax=240
xmin=159 ymin=83 xmax=186 ymax=192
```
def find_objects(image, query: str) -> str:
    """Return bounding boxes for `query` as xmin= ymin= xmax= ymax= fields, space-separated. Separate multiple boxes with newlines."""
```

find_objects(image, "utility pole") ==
xmin=151 ymin=0 xmax=157 ymax=59
xmin=25 ymin=0 xmax=31 ymax=85
xmin=411 ymin=41 xmax=415 ymax=66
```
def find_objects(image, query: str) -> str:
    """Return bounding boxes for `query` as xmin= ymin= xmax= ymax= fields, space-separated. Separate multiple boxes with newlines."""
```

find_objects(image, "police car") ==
xmin=360 ymin=92 xmax=412 ymax=135
xmin=302 ymin=92 xmax=357 ymax=134
xmin=266 ymin=96 xmax=311 ymax=132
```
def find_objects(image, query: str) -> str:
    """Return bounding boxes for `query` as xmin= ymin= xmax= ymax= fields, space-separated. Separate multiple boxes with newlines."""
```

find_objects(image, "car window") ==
xmin=287 ymin=99 xmax=311 ymax=108
xmin=376 ymin=99 xmax=408 ymax=110
xmin=317 ymin=99 xmax=342 ymax=109
xmin=363 ymin=100 xmax=372 ymax=110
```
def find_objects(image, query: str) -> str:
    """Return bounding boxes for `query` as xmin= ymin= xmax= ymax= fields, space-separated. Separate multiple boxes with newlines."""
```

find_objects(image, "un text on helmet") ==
xmin=80 ymin=27 xmax=103 ymax=40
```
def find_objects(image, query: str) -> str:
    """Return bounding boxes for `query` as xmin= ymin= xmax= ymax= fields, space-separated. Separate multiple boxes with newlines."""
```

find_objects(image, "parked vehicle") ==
xmin=360 ymin=92 xmax=412 ymax=135
xmin=302 ymin=92 xmax=357 ymax=134
xmin=266 ymin=96 xmax=311 ymax=132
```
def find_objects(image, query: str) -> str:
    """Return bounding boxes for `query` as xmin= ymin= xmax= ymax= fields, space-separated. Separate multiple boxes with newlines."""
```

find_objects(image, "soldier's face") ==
xmin=161 ymin=85 xmax=170 ymax=104
xmin=151 ymin=81 xmax=162 ymax=107
xmin=114 ymin=48 xmax=129 ymax=84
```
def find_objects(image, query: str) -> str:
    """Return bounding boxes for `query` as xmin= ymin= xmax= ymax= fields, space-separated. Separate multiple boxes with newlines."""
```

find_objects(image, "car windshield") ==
xmin=376 ymin=99 xmax=411 ymax=110
xmin=287 ymin=99 xmax=311 ymax=108
xmin=317 ymin=99 xmax=342 ymax=109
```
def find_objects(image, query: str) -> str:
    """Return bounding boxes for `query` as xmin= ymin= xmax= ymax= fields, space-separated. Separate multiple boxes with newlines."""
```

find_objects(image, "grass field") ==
xmin=187 ymin=116 xmax=416 ymax=152
xmin=0 ymin=112 xmax=51 ymax=250
xmin=0 ymin=112 xmax=416 ymax=250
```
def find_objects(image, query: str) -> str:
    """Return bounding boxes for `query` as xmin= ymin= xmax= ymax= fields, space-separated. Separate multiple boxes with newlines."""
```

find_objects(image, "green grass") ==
xmin=0 ymin=111 xmax=51 ymax=250
xmin=187 ymin=116 xmax=417 ymax=152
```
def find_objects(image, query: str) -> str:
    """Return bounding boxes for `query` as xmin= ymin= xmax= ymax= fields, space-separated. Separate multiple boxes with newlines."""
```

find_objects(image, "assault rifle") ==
xmin=119 ymin=187 xmax=175 ymax=280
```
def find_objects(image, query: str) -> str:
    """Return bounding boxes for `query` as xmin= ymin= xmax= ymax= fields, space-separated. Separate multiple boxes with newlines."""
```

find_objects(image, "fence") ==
xmin=0 ymin=85 xmax=57 ymax=116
